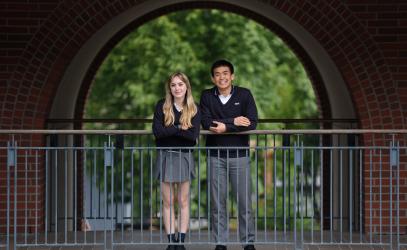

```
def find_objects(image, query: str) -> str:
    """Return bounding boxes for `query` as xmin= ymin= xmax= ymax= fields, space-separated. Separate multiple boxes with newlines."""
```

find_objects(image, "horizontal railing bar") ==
xmin=45 ymin=118 xmax=358 ymax=124
xmin=304 ymin=243 xmax=391 ymax=246
xmin=1 ymin=129 xmax=407 ymax=135
xmin=112 ymin=242 xmax=296 ymax=246
xmin=2 ymin=145 xmax=406 ymax=150
xmin=15 ymin=243 xmax=104 ymax=247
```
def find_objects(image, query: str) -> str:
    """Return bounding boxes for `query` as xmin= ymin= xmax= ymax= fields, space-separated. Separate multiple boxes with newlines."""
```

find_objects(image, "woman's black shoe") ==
xmin=215 ymin=245 xmax=227 ymax=250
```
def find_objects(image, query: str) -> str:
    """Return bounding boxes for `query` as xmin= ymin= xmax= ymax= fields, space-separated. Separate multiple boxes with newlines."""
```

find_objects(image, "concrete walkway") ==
xmin=2 ymin=231 xmax=406 ymax=250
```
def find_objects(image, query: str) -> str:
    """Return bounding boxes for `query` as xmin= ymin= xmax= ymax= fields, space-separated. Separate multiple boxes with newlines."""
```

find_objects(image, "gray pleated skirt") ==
xmin=154 ymin=150 xmax=195 ymax=182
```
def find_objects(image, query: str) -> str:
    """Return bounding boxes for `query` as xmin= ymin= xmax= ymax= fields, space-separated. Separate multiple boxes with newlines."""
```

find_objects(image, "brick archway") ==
xmin=1 ymin=0 xmax=406 ymax=237
xmin=2 ymin=0 xmax=404 ymax=132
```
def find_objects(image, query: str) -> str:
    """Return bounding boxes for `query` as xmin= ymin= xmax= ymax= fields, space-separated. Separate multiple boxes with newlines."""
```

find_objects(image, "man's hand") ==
xmin=209 ymin=121 xmax=227 ymax=133
xmin=234 ymin=116 xmax=251 ymax=127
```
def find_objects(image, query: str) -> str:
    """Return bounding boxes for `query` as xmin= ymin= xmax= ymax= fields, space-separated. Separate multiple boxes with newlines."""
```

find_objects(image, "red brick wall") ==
xmin=1 ymin=0 xmax=406 ymax=235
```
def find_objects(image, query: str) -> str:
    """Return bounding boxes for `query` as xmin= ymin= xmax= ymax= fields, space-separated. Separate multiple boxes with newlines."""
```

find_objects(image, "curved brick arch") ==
xmin=75 ymin=1 xmax=332 ymax=124
xmin=284 ymin=1 xmax=402 ymax=130
xmin=2 ymin=0 xmax=404 ymax=132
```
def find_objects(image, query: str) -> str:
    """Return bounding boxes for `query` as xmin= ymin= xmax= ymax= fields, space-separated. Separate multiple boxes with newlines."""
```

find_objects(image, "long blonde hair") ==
xmin=163 ymin=72 xmax=197 ymax=128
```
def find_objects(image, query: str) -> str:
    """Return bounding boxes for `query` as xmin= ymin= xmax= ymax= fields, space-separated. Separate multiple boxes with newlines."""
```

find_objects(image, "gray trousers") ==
xmin=209 ymin=156 xmax=255 ymax=244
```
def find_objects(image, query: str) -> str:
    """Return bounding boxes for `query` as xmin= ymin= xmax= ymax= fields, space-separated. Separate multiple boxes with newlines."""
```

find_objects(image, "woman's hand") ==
xmin=181 ymin=124 xmax=189 ymax=130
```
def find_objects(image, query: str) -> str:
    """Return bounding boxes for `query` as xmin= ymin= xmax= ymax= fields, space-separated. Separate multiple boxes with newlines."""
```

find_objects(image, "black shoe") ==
xmin=215 ymin=245 xmax=227 ymax=250
xmin=166 ymin=245 xmax=177 ymax=250
xmin=176 ymin=245 xmax=186 ymax=250
xmin=243 ymin=244 xmax=256 ymax=250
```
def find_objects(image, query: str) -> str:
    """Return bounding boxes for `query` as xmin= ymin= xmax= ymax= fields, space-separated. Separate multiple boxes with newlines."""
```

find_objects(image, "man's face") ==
xmin=211 ymin=66 xmax=234 ymax=92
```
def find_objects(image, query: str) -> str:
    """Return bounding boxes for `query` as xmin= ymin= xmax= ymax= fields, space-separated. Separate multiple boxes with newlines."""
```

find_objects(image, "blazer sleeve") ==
xmin=200 ymin=91 xmax=213 ymax=130
xmin=225 ymin=90 xmax=258 ymax=132
xmin=175 ymin=108 xmax=201 ymax=141
xmin=152 ymin=101 xmax=178 ymax=139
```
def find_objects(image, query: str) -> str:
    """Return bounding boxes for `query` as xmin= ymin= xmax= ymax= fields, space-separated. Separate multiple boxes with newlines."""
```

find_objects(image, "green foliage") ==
xmin=85 ymin=9 xmax=318 ymax=126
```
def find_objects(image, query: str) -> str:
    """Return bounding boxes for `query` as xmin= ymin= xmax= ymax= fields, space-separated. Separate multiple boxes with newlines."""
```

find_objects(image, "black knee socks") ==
xmin=167 ymin=233 xmax=177 ymax=243
xmin=167 ymin=233 xmax=186 ymax=244
xmin=178 ymin=232 xmax=186 ymax=243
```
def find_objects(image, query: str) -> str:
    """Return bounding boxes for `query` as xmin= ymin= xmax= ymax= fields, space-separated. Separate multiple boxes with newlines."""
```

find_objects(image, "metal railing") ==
xmin=0 ymin=129 xmax=406 ymax=249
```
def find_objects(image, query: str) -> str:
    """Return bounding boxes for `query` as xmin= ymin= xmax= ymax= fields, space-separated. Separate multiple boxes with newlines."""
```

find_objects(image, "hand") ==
xmin=234 ymin=116 xmax=251 ymax=127
xmin=181 ymin=124 xmax=189 ymax=130
xmin=209 ymin=121 xmax=226 ymax=133
xmin=81 ymin=219 xmax=91 ymax=231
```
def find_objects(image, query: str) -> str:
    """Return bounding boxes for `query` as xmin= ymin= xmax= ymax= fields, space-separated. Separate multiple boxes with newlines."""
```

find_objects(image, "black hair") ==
xmin=211 ymin=59 xmax=234 ymax=77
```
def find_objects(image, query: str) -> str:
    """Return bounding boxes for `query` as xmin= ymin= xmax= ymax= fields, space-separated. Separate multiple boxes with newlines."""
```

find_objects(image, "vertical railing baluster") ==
xmin=283 ymin=148 xmax=287 ymax=242
xmin=293 ymin=141 xmax=299 ymax=250
xmin=64 ymin=149 xmax=68 ymax=244
xmin=83 ymin=148 xmax=88 ymax=245
xmin=143 ymin=145 xmax=146 ymax=243
xmin=236 ymin=149 xmax=239 ymax=243
xmin=311 ymin=149 xmax=314 ymax=244
xmin=320 ymin=145 xmax=323 ymax=244
xmin=93 ymin=149 xmax=97 ymax=244
xmin=349 ymin=149 xmax=353 ymax=243
xmin=14 ymin=141 xmax=17 ymax=250
xmin=197 ymin=147 xmax=201 ymax=242
xmin=24 ymin=150 xmax=28 ymax=245
xmin=45 ymin=149 xmax=49 ymax=245
xmin=379 ymin=149 xmax=383 ymax=244
xmin=396 ymin=143 xmax=400 ymax=250
xmin=207 ymin=148 xmax=211 ymax=243
xmin=330 ymin=149 xmax=333 ymax=243
xmin=110 ymin=141 xmax=114 ymax=248
xmin=300 ymin=142 xmax=304 ymax=248
xmin=74 ymin=149 xmax=78 ymax=244
xmin=150 ymin=148 xmax=153 ymax=243
xmin=396 ymin=142 xmax=400 ymax=250
xmin=359 ymin=149 xmax=362 ymax=243
xmin=35 ymin=150 xmax=39 ymax=245
xmin=255 ymin=135 xmax=259 ymax=243
xmin=159 ymin=150 xmax=163 ymax=244
xmin=131 ymin=148 xmax=134 ymax=243
xmin=263 ymin=137 xmax=267 ymax=242
xmin=54 ymin=148 xmax=58 ymax=244
xmin=390 ymin=142 xmax=393 ymax=250
xmin=340 ymin=149 xmax=343 ymax=243
xmin=273 ymin=134 xmax=277 ymax=243
xmin=369 ymin=149 xmax=373 ymax=244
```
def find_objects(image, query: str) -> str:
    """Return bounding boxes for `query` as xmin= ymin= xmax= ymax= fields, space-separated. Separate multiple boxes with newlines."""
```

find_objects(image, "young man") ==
xmin=200 ymin=59 xmax=257 ymax=250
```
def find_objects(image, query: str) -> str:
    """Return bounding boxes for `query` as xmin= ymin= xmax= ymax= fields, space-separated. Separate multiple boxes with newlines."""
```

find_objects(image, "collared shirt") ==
xmin=214 ymin=85 xmax=235 ymax=104
xmin=218 ymin=94 xmax=231 ymax=104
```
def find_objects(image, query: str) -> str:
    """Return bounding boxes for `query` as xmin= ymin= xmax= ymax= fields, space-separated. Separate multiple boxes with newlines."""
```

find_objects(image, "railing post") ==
xmin=7 ymin=140 xmax=17 ymax=250
xmin=6 ymin=141 xmax=16 ymax=250
xmin=390 ymin=140 xmax=400 ymax=250
xmin=7 ymin=141 xmax=16 ymax=166
xmin=104 ymin=139 xmax=113 ymax=250
xmin=294 ymin=141 xmax=303 ymax=250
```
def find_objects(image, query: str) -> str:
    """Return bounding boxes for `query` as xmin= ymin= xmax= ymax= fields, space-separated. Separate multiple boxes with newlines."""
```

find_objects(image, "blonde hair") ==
xmin=163 ymin=72 xmax=197 ymax=128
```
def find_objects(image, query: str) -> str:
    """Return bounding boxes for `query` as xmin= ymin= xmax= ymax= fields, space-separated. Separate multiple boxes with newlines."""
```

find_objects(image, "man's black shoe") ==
xmin=215 ymin=245 xmax=227 ymax=250
xmin=176 ymin=245 xmax=186 ymax=250
xmin=243 ymin=244 xmax=256 ymax=250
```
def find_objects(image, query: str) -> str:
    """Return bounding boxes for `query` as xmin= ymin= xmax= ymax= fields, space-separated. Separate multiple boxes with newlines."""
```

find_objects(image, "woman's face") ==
xmin=170 ymin=76 xmax=187 ymax=100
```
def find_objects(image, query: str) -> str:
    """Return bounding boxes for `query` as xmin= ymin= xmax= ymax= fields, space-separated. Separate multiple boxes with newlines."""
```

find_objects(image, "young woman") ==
xmin=152 ymin=72 xmax=200 ymax=250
